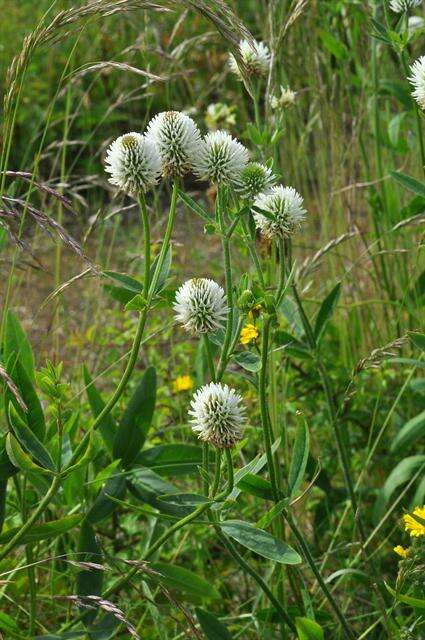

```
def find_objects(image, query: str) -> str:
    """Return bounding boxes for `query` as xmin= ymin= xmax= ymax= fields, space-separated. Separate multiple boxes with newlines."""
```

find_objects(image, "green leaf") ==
xmin=195 ymin=608 xmax=233 ymax=640
xmin=0 ymin=612 xmax=19 ymax=635
xmin=314 ymin=282 xmax=341 ymax=342
xmin=385 ymin=582 xmax=425 ymax=609
xmin=391 ymin=410 xmax=425 ymax=451
xmin=0 ymin=514 xmax=81 ymax=545
xmin=8 ymin=405 xmax=56 ymax=472
xmin=113 ymin=367 xmax=156 ymax=467
xmin=319 ymin=30 xmax=348 ymax=60
xmin=83 ymin=365 xmax=116 ymax=452
xmin=86 ymin=475 xmax=126 ymax=524
xmin=151 ymin=562 xmax=219 ymax=600
xmin=77 ymin=520 xmax=103 ymax=624
xmin=233 ymin=351 xmax=262 ymax=373
xmin=409 ymin=331 xmax=425 ymax=352
xmin=5 ymin=433 xmax=50 ymax=474
xmin=3 ymin=310 xmax=35 ymax=383
xmin=137 ymin=444 xmax=202 ymax=476
xmin=374 ymin=455 xmax=425 ymax=522
xmin=288 ymin=421 xmax=310 ymax=497
xmin=6 ymin=357 xmax=45 ymax=442
xmin=295 ymin=617 xmax=324 ymax=640
xmin=390 ymin=171 xmax=425 ymax=198
xmin=178 ymin=190 xmax=213 ymax=222
xmin=220 ymin=520 xmax=301 ymax=564
xmin=256 ymin=499 xmax=290 ymax=530
xmin=237 ymin=473 xmax=274 ymax=500
xmin=228 ymin=438 xmax=281 ymax=502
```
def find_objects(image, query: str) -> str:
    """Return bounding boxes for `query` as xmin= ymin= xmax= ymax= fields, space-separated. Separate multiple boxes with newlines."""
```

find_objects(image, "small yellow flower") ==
xmin=393 ymin=545 xmax=409 ymax=558
xmin=172 ymin=375 xmax=193 ymax=394
xmin=240 ymin=323 xmax=259 ymax=345
xmin=403 ymin=505 xmax=425 ymax=537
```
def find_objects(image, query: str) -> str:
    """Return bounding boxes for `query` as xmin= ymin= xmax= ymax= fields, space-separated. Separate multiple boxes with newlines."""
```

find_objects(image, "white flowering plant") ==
xmin=1 ymin=1 xmax=425 ymax=639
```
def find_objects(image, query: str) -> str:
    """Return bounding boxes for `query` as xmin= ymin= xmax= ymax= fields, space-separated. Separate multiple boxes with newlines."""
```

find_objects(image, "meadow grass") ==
xmin=0 ymin=1 xmax=424 ymax=638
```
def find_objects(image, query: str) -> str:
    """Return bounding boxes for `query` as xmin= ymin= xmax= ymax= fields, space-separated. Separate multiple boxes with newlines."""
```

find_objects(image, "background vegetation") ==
xmin=0 ymin=0 xmax=424 ymax=638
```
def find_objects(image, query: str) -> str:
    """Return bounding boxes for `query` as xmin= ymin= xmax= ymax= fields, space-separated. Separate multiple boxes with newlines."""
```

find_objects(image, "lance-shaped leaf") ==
xmin=113 ymin=367 xmax=156 ymax=467
xmin=83 ymin=365 xmax=116 ymax=452
xmin=221 ymin=520 xmax=301 ymax=564
xmin=8 ymin=405 xmax=56 ymax=472
xmin=3 ymin=310 xmax=35 ymax=383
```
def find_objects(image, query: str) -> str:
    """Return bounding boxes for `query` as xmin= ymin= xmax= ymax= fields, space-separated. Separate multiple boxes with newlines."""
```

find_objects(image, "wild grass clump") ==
xmin=0 ymin=1 xmax=424 ymax=639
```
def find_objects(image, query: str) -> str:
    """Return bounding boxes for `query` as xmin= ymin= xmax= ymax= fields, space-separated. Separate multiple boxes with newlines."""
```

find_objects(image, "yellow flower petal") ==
xmin=240 ymin=323 xmax=259 ymax=345
xmin=393 ymin=545 xmax=409 ymax=558
xmin=403 ymin=505 xmax=425 ymax=537
xmin=172 ymin=375 xmax=193 ymax=394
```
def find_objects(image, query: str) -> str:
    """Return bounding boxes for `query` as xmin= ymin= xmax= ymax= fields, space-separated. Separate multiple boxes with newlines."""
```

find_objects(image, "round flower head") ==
xmin=253 ymin=185 xmax=306 ymax=240
xmin=174 ymin=278 xmax=227 ymax=335
xmin=409 ymin=56 xmax=425 ymax=109
xmin=194 ymin=130 xmax=249 ymax=185
xmin=145 ymin=111 xmax=201 ymax=177
xmin=390 ymin=0 xmax=422 ymax=12
xmin=236 ymin=162 xmax=276 ymax=199
xmin=270 ymin=86 xmax=296 ymax=110
xmin=229 ymin=39 xmax=271 ymax=79
xmin=104 ymin=132 xmax=161 ymax=196
xmin=189 ymin=382 xmax=246 ymax=448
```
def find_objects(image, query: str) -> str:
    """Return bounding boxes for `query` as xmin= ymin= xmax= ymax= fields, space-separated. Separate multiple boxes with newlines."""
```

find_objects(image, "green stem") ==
xmin=224 ymin=448 xmax=234 ymax=495
xmin=284 ymin=511 xmax=356 ymax=640
xmin=213 ymin=524 xmax=296 ymax=634
xmin=139 ymin=192 xmax=151 ymax=296
xmin=259 ymin=314 xmax=279 ymax=501
xmin=217 ymin=193 xmax=234 ymax=381
xmin=203 ymin=334 xmax=216 ymax=382
xmin=68 ymin=181 xmax=179 ymax=467
xmin=0 ymin=474 xmax=61 ymax=562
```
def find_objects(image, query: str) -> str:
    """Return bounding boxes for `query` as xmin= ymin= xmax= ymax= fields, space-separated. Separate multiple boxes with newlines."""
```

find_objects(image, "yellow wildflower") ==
xmin=172 ymin=375 xmax=193 ymax=394
xmin=393 ymin=545 xmax=409 ymax=558
xmin=403 ymin=505 xmax=425 ymax=537
xmin=240 ymin=323 xmax=259 ymax=345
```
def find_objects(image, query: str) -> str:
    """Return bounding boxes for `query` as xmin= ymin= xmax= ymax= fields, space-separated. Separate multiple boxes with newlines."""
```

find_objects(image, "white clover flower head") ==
xmin=174 ymin=278 xmax=228 ymax=335
xmin=145 ymin=111 xmax=201 ymax=177
xmin=104 ymin=132 xmax=161 ymax=196
xmin=194 ymin=130 xmax=249 ymax=185
xmin=236 ymin=162 xmax=276 ymax=199
xmin=270 ymin=86 xmax=297 ymax=110
xmin=390 ymin=0 xmax=422 ymax=12
xmin=189 ymin=382 xmax=246 ymax=449
xmin=229 ymin=39 xmax=271 ymax=79
xmin=409 ymin=56 xmax=425 ymax=109
xmin=253 ymin=185 xmax=306 ymax=241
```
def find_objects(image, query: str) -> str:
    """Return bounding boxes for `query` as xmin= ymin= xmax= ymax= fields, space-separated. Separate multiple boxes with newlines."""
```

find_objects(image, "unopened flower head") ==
xmin=205 ymin=103 xmax=236 ymax=131
xmin=104 ymin=132 xmax=161 ymax=196
xmin=236 ymin=162 xmax=276 ymax=199
xmin=253 ymin=185 xmax=306 ymax=240
xmin=189 ymin=382 xmax=246 ymax=448
xmin=403 ymin=505 xmax=425 ymax=537
xmin=390 ymin=0 xmax=422 ymax=12
xmin=146 ymin=111 xmax=201 ymax=177
xmin=409 ymin=56 xmax=425 ymax=109
xmin=229 ymin=39 xmax=271 ymax=79
xmin=270 ymin=86 xmax=296 ymax=110
xmin=194 ymin=130 xmax=249 ymax=185
xmin=174 ymin=278 xmax=227 ymax=335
